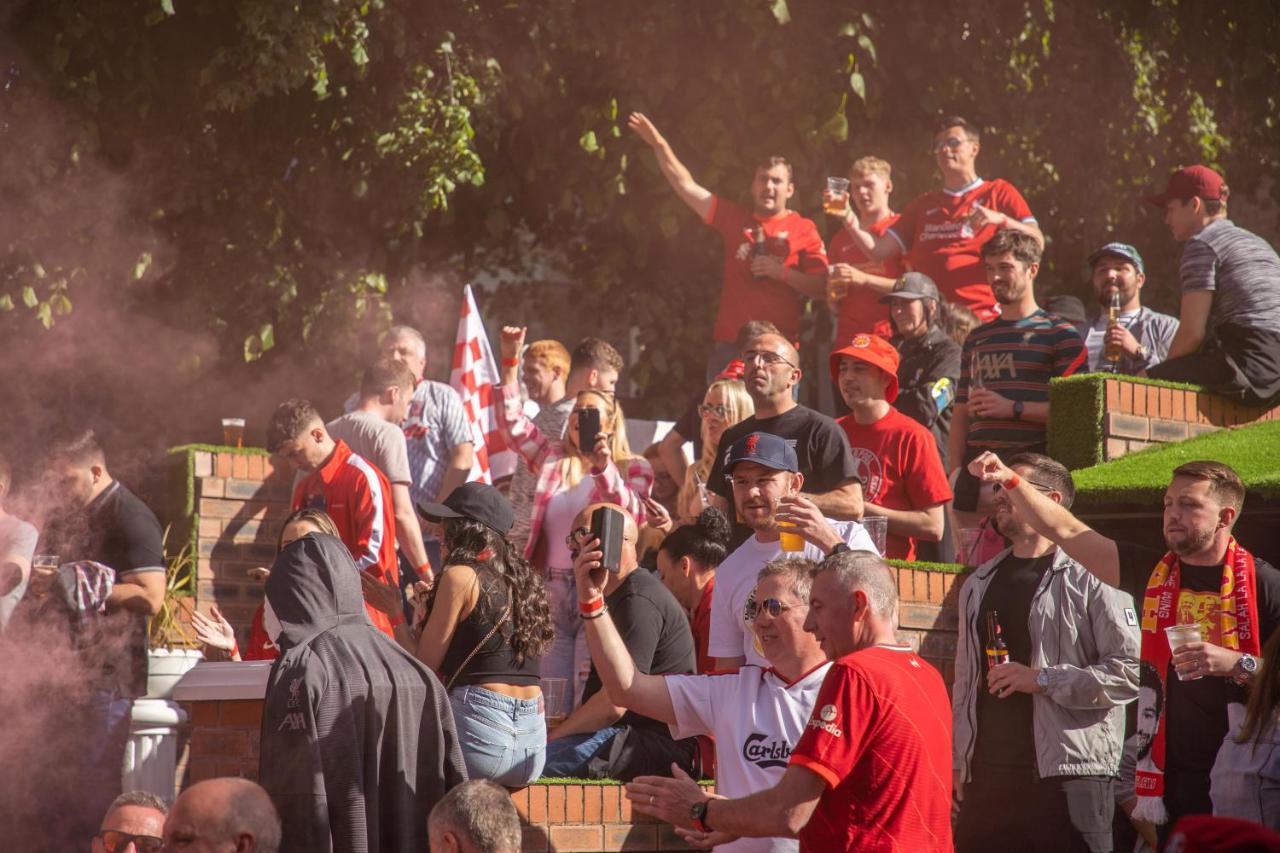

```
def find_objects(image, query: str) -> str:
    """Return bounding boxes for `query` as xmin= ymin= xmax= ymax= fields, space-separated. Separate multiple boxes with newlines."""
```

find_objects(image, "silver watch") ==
xmin=1235 ymin=653 xmax=1259 ymax=684
xmin=1035 ymin=669 xmax=1051 ymax=691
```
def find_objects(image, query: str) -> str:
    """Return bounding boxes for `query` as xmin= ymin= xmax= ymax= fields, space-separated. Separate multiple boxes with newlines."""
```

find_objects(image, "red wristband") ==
xmin=579 ymin=596 xmax=606 ymax=617
xmin=415 ymin=561 xmax=433 ymax=578
xmin=1004 ymin=474 xmax=1021 ymax=490
xmin=502 ymin=357 xmax=521 ymax=367
xmin=229 ymin=642 xmax=240 ymax=659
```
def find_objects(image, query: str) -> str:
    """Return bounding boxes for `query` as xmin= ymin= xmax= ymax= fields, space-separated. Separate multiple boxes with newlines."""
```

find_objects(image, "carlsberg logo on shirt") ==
xmin=742 ymin=732 xmax=792 ymax=769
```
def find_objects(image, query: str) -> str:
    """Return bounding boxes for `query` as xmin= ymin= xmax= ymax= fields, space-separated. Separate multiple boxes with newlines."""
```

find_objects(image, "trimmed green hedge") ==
xmin=886 ymin=558 xmax=966 ymax=575
xmin=1073 ymin=419 xmax=1280 ymax=510
xmin=1046 ymin=373 xmax=1210 ymax=471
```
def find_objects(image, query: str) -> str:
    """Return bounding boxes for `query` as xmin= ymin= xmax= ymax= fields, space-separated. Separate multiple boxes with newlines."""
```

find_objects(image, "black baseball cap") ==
xmin=879 ymin=272 xmax=941 ymax=304
xmin=418 ymin=481 xmax=514 ymax=535
xmin=724 ymin=431 xmax=799 ymax=476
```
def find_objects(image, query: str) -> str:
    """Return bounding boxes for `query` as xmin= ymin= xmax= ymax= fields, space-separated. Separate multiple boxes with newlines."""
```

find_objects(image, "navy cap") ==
xmin=724 ymin=431 xmax=799 ymax=477
xmin=1088 ymin=242 xmax=1145 ymax=274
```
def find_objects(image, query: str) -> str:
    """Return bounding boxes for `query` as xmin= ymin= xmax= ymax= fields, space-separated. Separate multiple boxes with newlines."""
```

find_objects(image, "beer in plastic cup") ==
xmin=824 ymin=177 xmax=851 ymax=216
xmin=30 ymin=554 xmax=59 ymax=599
xmin=826 ymin=265 xmax=849 ymax=302
xmin=777 ymin=521 xmax=805 ymax=552
xmin=1165 ymin=623 xmax=1204 ymax=681
xmin=861 ymin=516 xmax=888 ymax=555
xmin=541 ymin=676 xmax=569 ymax=726
xmin=222 ymin=418 xmax=246 ymax=448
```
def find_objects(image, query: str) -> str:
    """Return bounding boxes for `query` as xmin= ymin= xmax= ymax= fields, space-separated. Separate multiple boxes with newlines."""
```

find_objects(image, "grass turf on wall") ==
xmin=1072 ymin=419 xmax=1280 ymax=510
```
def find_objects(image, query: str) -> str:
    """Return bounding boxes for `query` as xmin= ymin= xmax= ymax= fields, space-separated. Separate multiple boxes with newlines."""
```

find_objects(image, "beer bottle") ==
xmin=752 ymin=226 xmax=768 ymax=280
xmin=1104 ymin=290 xmax=1123 ymax=364
xmin=985 ymin=611 xmax=1010 ymax=668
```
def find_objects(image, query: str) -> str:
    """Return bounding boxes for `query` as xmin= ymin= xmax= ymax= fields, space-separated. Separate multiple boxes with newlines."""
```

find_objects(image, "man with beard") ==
xmin=627 ymin=113 xmax=829 ymax=381
xmin=952 ymin=452 xmax=1138 ymax=853
xmin=962 ymin=454 xmax=1280 ymax=845
xmin=258 ymin=529 xmax=466 ymax=851
xmin=1074 ymin=243 xmax=1179 ymax=375
xmin=949 ymin=231 xmax=1084 ymax=515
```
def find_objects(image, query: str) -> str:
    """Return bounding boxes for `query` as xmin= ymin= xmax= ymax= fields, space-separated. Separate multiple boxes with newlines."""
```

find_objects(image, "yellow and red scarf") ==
xmin=1133 ymin=537 xmax=1260 ymax=824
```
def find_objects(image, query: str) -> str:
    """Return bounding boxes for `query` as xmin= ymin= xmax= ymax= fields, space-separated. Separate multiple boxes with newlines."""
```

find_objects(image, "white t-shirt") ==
xmin=709 ymin=521 xmax=877 ymax=666
xmin=666 ymin=663 xmax=833 ymax=853
xmin=541 ymin=475 xmax=596 ymax=569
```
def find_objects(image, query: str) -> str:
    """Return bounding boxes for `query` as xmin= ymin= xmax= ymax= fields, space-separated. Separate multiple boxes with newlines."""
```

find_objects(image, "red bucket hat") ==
xmin=829 ymin=334 xmax=900 ymax=403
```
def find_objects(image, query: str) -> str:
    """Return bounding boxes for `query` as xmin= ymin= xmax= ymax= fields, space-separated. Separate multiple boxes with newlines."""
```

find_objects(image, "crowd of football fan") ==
xmin=4 ymin=113 xmax=1280 ymax=852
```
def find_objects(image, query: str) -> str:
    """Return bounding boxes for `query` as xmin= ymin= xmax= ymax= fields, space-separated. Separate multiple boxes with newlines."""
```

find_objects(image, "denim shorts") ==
xmin=449 ymin=685 xmax=547 ymax=787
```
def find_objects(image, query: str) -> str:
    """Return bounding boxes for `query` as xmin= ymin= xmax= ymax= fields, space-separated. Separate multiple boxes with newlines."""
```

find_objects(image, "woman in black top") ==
xmin=364 ymin=482 xmax=553 ymax=786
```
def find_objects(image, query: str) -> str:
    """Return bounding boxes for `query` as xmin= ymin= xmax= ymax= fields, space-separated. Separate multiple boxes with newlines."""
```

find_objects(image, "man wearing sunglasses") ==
xmin=92 ymin=791 xmax=166 ymax=853
xmin=833 ymin=116 xmax=1042 ymax=320
xmin=575 ymin=549 xmax=830 ymax=852
xmin=952 ymin=452 xmax=1138 ymax=853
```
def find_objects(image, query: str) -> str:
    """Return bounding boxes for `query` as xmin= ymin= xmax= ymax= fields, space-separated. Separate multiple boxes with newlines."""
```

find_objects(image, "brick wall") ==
xmin=1101 ymin=377 xmax=1280 ymax=460
xmin=185 ymin=448 xmax=293 ymax=645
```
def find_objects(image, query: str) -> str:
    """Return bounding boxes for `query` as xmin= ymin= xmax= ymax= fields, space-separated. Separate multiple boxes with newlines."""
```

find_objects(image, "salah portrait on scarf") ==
xmin=258 ymin=532 xmax=468 ymax=852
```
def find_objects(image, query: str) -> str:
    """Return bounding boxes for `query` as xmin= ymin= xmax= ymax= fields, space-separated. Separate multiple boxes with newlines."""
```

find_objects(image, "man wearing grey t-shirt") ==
xmin=0 ymin=450 xmax=37 ymax=632
xmin=1145 ymin=165 xmax=1280 ymax=406
xmin=329 ymin=358 xmax=434 ymax=584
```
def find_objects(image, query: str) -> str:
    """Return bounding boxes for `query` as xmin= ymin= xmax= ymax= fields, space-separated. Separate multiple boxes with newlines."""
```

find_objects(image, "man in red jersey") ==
xmin=267 ymin=398 xmax=401 ymax=637
xmin=628 ymin=112 xmax=829 ymax=381
xmin=837 ymin=116 xmax=1042 ymax=319
xmin=825 ymin=156 xmax=906 ymax=344
xmin=830 ymin=333 xmax=950 ymax=560
xmin=627 ymin=549 xmax=953 ymax=853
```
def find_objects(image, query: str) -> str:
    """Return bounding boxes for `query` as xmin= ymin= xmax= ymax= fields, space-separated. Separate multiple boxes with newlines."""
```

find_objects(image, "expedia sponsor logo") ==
xmin=807 ymin=704 xmax=842 ymax=737
xmin=742 ymin=733 xmax=792 ymax=769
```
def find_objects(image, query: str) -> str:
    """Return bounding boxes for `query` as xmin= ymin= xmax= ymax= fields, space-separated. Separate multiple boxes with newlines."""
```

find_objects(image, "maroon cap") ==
xmin=1145 ymin=165 xmax=1228 ymax=207
xmin=1166 ymin=814 xmax=1280 ymax=852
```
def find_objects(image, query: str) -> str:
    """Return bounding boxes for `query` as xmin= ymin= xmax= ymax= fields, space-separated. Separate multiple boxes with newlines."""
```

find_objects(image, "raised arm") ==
xmin=497 ymin=325 xmax=554 ymax=470
xmin=628 ymin=113 xmax=714 ymax=221
xmin=573 ymin=536 xmax=676 ymax=724
xmin=968 ymin=452 xmax=1122 ymax=587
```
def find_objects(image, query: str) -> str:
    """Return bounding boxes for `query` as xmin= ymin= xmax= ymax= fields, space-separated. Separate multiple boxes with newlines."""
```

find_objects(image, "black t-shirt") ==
xmin=582 ymin=567 xmax=695 ymax=732
xmin=1117 ymin=540 xmax=1280 ymax=773
xmin=41 ymin=481 xmax=165 ymax=697
xmin=974 ymin=552 xmax=1054 ymax=769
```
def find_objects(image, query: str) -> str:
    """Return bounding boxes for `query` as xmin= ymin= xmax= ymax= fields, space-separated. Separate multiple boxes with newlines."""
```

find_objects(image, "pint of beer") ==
xmin=1104 ymin=291 xmax=1123 ymax=363
xmin=221 ymin=418 xmax=246 ymax=447
xmin=824 ymin=177 xmax=851 ymax=216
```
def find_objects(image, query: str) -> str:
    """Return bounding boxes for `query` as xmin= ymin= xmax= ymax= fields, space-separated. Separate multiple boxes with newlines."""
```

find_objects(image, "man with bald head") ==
xmin=163 ymin=778 xmax=281 ymax=853
xmin=92 ymin=791 xmax=166 ymax=853
xmin=705 ymin=331 xmax=863 ymax=547
xmin=542 ymin=503 xmax=698 ymax=780
xmin=629 ymin=551 xmax=954 ymax=851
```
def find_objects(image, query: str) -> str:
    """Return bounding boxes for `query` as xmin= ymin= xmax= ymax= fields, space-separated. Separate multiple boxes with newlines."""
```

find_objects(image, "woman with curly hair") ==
xmin=364 ymin=482 xmax=554 ymax=787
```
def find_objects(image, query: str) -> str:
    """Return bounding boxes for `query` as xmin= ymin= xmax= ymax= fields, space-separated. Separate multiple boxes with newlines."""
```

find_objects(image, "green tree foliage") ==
xmin=2 ymin=0 xmax=1277 ymax=421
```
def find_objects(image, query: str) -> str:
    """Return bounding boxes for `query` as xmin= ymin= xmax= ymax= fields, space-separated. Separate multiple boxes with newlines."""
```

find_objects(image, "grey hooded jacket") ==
xmin=953 ymin=546 xmax=1140 ymax=783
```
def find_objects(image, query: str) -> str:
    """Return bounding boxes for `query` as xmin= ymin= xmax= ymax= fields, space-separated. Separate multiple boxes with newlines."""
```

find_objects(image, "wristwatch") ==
xmin=691 ymin=799 xmax=711 ymax=833
xmin=1012 ymin=400 xmax=1024 ymax=420
xmin=1136 ymin=343 xmax=1150 ymax=362
xmin=1035 ymin=668 xmax=1051 ymax=692
xmin=1234 ymin=653 xmax=1259 ymax=684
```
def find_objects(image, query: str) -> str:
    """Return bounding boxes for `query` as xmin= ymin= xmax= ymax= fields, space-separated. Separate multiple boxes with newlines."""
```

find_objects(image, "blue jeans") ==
xmin=543 ymin=725 xmax=625 ymax=778
xmin=449 ymin=686 xmax=547 ymax=787
xmin=542 ymin=569 xmax=591 ymax=709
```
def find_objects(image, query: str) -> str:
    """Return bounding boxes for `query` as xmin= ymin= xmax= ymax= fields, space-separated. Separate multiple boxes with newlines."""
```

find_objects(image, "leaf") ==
xmin=579 ymin=130 xmax=599 ymax=154
xmin=21 ymin=286 xmax=37 ymax=308
xmin=0 ymin=294 xmax=13 ymax=311
xmin=769 ymin=0 xmax=791 ymax=25
xmin=258 ymin=322 xmax=275 ymax=352
xmin=36 ymin=302 xmax=53 ymax=328
xmin=50 ymin=293 xmax=73 ymax=315
xmin=857 ymin=34 xmax=878 ymax=65
xmin=161 ymin=0 xmax=175 ymax=15
xmin=134 ymin=252 xmax=153 ymax=280
xmin=849 ymin=71 xmax=866 ymax=102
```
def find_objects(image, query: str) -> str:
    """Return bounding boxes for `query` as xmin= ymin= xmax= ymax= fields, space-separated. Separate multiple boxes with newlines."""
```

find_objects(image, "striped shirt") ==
xmin=957 ymin=310 xmax=1085 ymax=450
xmin=1181 ymin=218 xmax=1280 ymax=336
xmin=497 ymin=383 xmax=652 ymax=564
xmin=508 ymin=396 xmax=574 ymax=554
xmin=401 ymin=380 xmax=472 ymax=509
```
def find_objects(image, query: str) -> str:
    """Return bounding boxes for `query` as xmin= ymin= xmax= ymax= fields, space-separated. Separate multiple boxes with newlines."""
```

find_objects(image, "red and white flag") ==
xmin=450 ymin=284 xmax=516 ymax=484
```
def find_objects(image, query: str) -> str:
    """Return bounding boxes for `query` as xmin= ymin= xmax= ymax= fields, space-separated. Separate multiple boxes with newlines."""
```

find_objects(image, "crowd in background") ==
xmin=3 ymin=111 xmax=1280 ymax=852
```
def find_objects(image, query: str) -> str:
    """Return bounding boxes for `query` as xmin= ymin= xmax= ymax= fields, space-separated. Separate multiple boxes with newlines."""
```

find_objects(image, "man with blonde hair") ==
xmin=825 ymin=156 xmax=907 ymax=346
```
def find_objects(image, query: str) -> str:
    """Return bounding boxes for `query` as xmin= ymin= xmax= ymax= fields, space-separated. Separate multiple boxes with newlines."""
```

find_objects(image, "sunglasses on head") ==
xmin=747 ymin=597 xmax=806 ymax=620
xmin=97 ymin=831 xmax=164 ymax=853
xmin=565 ymin=527 xmax=592 ymax=556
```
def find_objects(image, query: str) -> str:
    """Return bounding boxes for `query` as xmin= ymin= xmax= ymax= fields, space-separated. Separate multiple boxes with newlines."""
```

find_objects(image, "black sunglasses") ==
xmin=747 ymin=597 xmax=807 ymax=620
xmin=993 ymin=479 xmax=1056 ymax=494
xmin=97 ymin=831 xmax=164 ymax=853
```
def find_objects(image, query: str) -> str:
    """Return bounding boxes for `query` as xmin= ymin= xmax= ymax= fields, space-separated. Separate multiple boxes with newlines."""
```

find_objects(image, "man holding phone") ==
xmin=543 ymin=502 xmax=699 ymax=781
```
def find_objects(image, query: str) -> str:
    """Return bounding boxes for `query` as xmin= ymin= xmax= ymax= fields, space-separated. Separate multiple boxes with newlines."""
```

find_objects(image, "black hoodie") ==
xmin=259 ymin=533 xmax=467 ymax=852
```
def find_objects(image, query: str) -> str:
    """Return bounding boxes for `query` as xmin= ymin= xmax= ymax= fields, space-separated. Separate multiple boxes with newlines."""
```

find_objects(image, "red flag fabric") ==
xmin=450 ymin=285 xmax=517 ymax=484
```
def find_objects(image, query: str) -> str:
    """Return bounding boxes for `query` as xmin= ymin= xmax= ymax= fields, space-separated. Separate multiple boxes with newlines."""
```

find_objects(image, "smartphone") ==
xmin=589 ymin=506 xmax=625 ymax=573
xmin=577 ymin=407 xmax=602 ymax=454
